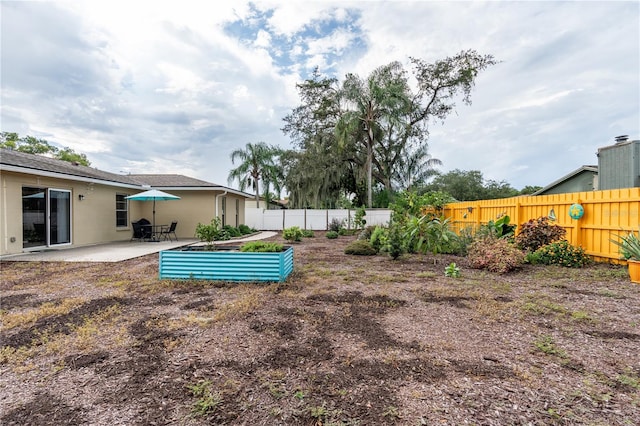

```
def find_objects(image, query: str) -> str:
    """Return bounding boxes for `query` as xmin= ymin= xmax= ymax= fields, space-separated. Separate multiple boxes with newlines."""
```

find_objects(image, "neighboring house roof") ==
xmin=533 ymin=165 xmax=598 ymax=195
xmin=0 ymin=148 xmax=253 ymax=197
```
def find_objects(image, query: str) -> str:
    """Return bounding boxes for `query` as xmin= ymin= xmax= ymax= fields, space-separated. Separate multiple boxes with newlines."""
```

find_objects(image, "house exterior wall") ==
xmin=0 ymin=171 xmax=142 ymax=255
xmin=598 ymin=140 xmax=640 ymax=190
xmin=0 ymin=170 xmax=249 ymax=255
xmin=125 ymin=191 xmax=247 ymax=239
xmin=536 ymin=171 xmax=597 ymax=195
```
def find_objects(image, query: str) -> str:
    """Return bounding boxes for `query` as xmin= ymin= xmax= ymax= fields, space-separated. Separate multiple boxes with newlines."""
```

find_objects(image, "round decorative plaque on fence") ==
xmin=569 ymin=203 xmax=584 ymax=220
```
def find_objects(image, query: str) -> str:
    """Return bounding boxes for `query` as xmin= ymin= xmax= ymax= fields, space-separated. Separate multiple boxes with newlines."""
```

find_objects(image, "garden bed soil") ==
xmin=1 ymin=232 xmax=639 ymax=425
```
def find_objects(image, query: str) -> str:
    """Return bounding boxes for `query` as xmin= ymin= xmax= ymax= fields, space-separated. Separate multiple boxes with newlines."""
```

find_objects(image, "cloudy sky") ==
xmin=2 ymin=1 xmax=638 ymax=191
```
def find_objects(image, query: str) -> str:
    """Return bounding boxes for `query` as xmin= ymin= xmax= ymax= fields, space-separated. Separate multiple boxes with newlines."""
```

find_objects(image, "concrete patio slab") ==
xmin=0 ymin=232 xmax=278 ymax=263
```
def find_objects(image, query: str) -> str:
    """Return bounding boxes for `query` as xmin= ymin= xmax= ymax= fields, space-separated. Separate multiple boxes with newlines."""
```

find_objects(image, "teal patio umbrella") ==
xmin=126 ymin=189 xmax=181 ymax=233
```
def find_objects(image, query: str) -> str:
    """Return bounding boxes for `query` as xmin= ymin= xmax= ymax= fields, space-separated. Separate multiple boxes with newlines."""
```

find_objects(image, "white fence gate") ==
xmin=245 ymin=208 xmax=392 ymax=231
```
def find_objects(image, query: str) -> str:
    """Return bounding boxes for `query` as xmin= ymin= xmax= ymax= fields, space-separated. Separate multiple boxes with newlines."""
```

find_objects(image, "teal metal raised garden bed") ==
xmin=159 ymin=246 xmax=294 ymax=282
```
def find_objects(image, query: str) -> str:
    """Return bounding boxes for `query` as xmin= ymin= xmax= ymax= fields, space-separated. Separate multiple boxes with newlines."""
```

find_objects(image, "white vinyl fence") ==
xmin=245 ymin=208 xmax=392 ymax=231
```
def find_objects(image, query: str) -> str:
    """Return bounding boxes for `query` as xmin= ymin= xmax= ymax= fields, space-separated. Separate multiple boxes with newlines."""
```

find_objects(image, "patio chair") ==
xmin=160 ymin=221 xmax=178 ymax=242
xmin=131 ymin=219 xmax=152 ymax=241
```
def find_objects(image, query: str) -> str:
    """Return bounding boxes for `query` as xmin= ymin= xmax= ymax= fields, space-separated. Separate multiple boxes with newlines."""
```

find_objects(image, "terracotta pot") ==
xmin=628 ymin=259 xmax=640 ymax=284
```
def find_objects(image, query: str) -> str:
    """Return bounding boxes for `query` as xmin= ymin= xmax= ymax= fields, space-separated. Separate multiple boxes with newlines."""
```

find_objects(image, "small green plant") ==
xmin=195 ymin=217 xmax=229 ymax=248
xmin=302 ymin=229 xmax=315 ymax=238
xmin=444 ymin=262 xmax=461 ymax=278
xmin=354 ymin=206 xmax=367 ymax=229
xmin=309 ymin=405 xmax=328 ymax=419
xmin=610 ymin=226 xmax=640 ymax=260
xmin=468 ymin=237 xmax=524 ymax=273
xmin=293 ymin=390 xmax=305 ymax=400
xmin=240 ymin=241 xmax=284 ymax=252
xmin=325 ymin=230 xmax=339 ymax=239
xmin=187 ymin=380 xmax=222 ymax=416
xmin=516 ymin=217 xmax=566 ymax=252
xmin=533 ymin=335 xmax=567 ymax=358
xmin=282 ymin=226 xmax=304 ymax=242
xmin=527 ymin=240 xmax=592 ymax=267
xmin=344 ymin=240 xmax=377 ymax=255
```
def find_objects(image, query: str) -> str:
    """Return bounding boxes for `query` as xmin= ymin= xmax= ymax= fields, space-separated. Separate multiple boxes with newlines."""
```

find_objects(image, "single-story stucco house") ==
xmin=0 ymin=148 xmax=253 ymax=256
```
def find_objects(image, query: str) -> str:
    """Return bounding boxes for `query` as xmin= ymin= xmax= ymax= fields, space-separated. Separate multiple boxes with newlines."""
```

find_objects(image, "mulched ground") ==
xmin=1 ymin=232 xmax=639 ymax=425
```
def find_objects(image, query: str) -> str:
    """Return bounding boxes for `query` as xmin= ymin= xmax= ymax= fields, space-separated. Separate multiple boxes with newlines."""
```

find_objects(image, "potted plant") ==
xmin=611 ymin=227 xmax=640 ymax=284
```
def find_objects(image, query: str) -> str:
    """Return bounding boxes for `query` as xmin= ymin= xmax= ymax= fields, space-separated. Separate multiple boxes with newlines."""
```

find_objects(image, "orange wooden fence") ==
xmin=443 ymin=188 xmax=640 ymax=263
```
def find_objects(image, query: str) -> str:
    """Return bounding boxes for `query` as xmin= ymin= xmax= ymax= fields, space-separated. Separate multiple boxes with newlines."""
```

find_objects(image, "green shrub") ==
xmin=282 ymin=226 xmax=304 ymax=242
xmin=405 ymin=216 xmax=461 ymax=255
xmin=369 ymin=226 xmax=387 ymax=253
xmin=240 ymin=241 xmax=284 ymax=252
xmin=515 ymin=217 xmax=566 ymax=252
xmin=302 ymin=229 xmax=315 ymax=238
xmin=326 ymin=231 xmax=339 ymax=239
xmin=476 ymin=215 xmax=516 ymax=240
xmin=223 ymin=225 xmax=242 ymax=238
xmin=238 ymin=224 xmax=253 ymax=235
xmin=527 ymin=240 xmax=592 ymax=267
xmin=328 ymin=218 xmax=344 ymax=233
xmin=358 ymin=225 xmax=377 ymax=241
xmin=468 ymin=237 xmax=524 ymax=274
xmin=384 ymin=223 xmax=405 ymax=260
xmin=344 ymin=240 xmax=377 ymax=256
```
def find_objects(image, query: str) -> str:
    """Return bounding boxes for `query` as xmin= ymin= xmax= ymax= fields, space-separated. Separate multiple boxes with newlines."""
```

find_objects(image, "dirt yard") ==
xmin=1 ymin=232 xmax=639 ymax=425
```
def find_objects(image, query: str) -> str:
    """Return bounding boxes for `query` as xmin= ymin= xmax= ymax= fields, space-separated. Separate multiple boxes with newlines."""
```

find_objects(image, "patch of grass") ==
xmin=382 ymin=405 xmax=400 ymax=419
xmin=521 ymin=294 xmax=568 ymax=316
xmin=570 ymin=310 xmax=594 ymax=322
xmin=1 ymin=298 xmax=85 ymax=330
xmin=617 ymin=368 xmax=640 ymax=390
xmin=187 ymin=379 xmax=222 ymax=416
xmin=598 ymin=288 xmax=624 ymax=299
xmin=260 ymin=369 xmax=287 ymax=399
xmin=416 ymin=271 xmax=437 ymax=279
xmin=533 ymin=335 xmax=567 ymax=358
xmin=163 ymin=337 xmax=182 ymax=352
xmin=474 ymin=297 xmax=514 ymax=322
xmin=0 ymin=346 xmax=34 ymax=369
xmin=213 ymin=290 xmax=262 ymax=322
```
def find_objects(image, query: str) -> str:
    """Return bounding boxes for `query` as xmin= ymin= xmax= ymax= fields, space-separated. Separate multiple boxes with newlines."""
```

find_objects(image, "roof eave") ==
xmin=0 ymin=164 xmax=143 ymax=189
xmin=142 ymin=186 xmax=254 ymax=198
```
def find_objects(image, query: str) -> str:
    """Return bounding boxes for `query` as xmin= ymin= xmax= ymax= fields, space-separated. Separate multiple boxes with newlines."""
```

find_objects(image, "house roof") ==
xmin=0 ymin=148 xmax=252 ymax=197
xmin=533 ymin=165 xmax=598 ymax=195
xmin=128 ymin=174 xmax=221 ymax=187
xmin=0 ymin=148 xmax=139 ymax=186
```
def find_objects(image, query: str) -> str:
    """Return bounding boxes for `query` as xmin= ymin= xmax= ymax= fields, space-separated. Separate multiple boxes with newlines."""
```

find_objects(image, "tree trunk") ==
xmin=255 ymin=177 xmax=260 ymax=209
xmin=367 ymin=132 xmax=374 ymax=208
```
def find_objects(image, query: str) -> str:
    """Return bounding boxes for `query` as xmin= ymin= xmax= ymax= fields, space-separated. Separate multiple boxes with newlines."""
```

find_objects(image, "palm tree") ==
xmin=393 ymin=143 xmax=442 ymax=191
xmin=337 ymin=61 xmax=410 ymax=207
xmin=228 ymin=142 xmax=279 ymax=208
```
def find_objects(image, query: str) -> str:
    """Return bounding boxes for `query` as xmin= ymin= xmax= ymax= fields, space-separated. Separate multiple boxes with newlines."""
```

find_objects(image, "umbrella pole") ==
xmin=153 ymin=199 xmax=156 ymax=240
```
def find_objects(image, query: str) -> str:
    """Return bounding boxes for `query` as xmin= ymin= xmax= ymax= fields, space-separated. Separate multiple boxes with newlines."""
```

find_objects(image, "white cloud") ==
xmin=1 ymin=0 xmax=638 ymax=191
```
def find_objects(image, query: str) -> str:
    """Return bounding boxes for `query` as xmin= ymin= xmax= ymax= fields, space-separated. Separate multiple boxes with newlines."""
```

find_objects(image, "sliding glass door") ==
xmin=22 ymin=187 xmax=71 ymax=249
